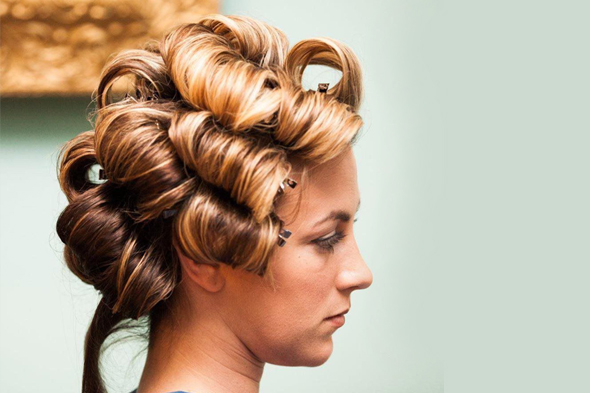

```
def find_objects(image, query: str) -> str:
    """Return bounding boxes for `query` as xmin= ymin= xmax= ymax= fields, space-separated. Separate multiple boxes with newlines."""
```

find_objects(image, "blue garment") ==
xmin=130 ymin=389 xmax=188 ymax=393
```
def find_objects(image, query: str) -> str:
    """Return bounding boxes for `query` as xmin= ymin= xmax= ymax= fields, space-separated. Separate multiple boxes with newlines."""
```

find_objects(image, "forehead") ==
xmin=275 ymin=149 xmax=359 ymax=230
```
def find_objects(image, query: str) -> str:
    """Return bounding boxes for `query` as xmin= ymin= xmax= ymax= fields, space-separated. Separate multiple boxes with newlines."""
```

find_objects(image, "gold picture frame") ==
xmin=0 ymin=0 xmax=219 ymax=96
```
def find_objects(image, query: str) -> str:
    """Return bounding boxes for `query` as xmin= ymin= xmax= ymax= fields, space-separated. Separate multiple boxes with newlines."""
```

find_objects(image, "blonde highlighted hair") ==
xmin=56 ymin=14 xmax=364 ymax=393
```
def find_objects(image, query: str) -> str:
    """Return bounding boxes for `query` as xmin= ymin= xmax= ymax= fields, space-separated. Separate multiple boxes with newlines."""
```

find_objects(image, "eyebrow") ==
xmin=312 ymin=199 xmax=361 ymax=227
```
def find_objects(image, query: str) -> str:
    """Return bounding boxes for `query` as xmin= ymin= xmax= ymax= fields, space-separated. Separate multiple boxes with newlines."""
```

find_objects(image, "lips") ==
xmin=326 ymin=308 xmax=349 ymax=319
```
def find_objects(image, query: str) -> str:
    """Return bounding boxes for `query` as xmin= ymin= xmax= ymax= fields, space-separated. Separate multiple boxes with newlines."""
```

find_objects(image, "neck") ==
xmin=137 ymin=299 xmax=265 ymax=393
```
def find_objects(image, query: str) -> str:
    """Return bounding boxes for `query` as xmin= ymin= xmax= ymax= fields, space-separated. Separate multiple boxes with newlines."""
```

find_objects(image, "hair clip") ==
xmin=317 ymin=83 xmax=329 ymax=93
xmin=146 ymin=91 xmax=159 ymax=101
xmin=123 ymin=92 xmax=139 ymax=103
xmin=98 ymin=168 xmax=107 ymax=180
xmin=162 ymin=209 xmax=177 ymax=219
xmin=278 ymin=228 xmax=292 ymax=247
xmin=130 ymin=88 xmax=159 ymax=101
xmin=155 ymin=120 xmax=161 ymax=130
xmin=277 ymin=177 xmax=298 ymax=194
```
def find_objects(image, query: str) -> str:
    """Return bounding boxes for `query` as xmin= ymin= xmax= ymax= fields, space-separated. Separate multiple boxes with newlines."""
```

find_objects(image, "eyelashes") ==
xmin=312 ymin=217 xmax=358 ymax=254
xmin=313 ymin=231 xmax=347 ymax=253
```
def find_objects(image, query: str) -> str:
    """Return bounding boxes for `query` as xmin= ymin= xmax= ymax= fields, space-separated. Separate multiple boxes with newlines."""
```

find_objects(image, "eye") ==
xmin=312 ymin=230 xmax=347 ymax=254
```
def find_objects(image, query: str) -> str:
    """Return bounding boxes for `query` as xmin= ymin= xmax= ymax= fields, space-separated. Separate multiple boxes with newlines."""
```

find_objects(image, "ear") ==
xmin=174 ymin=245 xmax=225 ymax=293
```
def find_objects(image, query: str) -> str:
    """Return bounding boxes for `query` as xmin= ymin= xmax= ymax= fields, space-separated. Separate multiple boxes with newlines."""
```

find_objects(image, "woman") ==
xmin=56 ymin=14 xmax=373 ymax=393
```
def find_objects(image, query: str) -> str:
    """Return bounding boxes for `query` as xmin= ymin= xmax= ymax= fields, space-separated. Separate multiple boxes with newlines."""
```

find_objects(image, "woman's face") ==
xmin=218 ymin=147 xmax=373 ymax=366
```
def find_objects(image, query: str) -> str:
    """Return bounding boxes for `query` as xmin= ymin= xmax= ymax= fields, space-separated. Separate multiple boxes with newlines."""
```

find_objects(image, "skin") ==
xmin=137 ymin=147 xmax=373 ymax=393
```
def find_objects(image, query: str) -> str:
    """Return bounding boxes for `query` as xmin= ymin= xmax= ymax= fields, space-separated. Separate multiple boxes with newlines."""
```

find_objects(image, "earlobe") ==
xmin=174 ymin=245 xmax=225 ymax=293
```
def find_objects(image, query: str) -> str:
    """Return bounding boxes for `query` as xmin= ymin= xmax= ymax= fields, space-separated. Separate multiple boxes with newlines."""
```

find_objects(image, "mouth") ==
xmin=325 ymin=309 xmax=348 ymax=328
xmin=325 ymin=308 xmax=349 ymax=319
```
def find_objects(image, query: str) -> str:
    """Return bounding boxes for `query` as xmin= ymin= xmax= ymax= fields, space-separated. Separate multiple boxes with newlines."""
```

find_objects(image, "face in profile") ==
xmin=188 ymin=147 xmax=374 ymax=367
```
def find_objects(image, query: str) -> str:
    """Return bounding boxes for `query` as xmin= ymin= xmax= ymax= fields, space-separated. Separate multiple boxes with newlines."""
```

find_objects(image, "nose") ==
xmin=336 ymin=238 xmax=373 ymax=292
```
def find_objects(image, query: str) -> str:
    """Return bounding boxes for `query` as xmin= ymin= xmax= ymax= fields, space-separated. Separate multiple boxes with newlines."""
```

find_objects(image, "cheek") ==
xmin=227 ymin=248 xmax=336 ymax=365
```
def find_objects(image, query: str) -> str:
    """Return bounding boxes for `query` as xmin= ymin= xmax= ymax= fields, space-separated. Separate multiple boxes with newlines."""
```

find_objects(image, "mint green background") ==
xmin=2 ymin=0 xmax=589 ymax=392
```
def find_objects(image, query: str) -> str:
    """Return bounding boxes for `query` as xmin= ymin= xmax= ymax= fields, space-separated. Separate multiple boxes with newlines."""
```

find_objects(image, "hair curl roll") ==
xmin=56 ymin=14 xmax=365 ymax=393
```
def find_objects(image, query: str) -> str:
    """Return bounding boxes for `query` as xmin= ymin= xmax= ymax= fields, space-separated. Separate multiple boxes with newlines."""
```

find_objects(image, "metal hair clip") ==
xmin=317 ymin=83 xmax=330 ymax=93
xmin=144 ymin=89 xmax=159 ymax=101
xmin=162 ymin=209 xmax=177 ymax=219
xmin=124 ymin=89 xmax=158 ymax=101
xmin=98 ymin=168 xmax=107 ymax=180
xmin=278 ymin=228 xmax=292 ymax=247
xmin=277 ymin=177 xmax=298 ymax=194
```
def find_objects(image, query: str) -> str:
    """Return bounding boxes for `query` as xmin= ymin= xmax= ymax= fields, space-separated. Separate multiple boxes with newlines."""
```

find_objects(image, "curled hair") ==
xmin=55 ymin=14 xmax=364 ymax=393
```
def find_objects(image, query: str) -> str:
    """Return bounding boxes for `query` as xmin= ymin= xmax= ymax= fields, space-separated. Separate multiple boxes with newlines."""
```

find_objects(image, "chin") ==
xmin=306 ymin=340 xmax=334 ymax=366
xmin=283 ymin=339 xmax=334 ymax=367
xmin=259 ymin=335 xmax=335 ymax=367
xmin=303 ymin=354 xmax=332 ymax=367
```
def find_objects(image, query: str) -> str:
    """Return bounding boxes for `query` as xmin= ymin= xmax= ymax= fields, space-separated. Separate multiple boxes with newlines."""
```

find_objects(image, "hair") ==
xmin=55 ymin=14 xmax=364 ymax=393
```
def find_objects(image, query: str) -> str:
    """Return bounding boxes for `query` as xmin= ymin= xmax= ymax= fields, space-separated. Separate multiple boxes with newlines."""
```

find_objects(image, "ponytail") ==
xmin=82 ymin=298 xmax=125 ymax=393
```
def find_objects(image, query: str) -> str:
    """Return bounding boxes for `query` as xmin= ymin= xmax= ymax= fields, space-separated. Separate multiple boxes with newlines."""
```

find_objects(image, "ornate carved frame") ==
xmin=0 ymin=0 xmax=218 ymax=96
